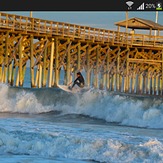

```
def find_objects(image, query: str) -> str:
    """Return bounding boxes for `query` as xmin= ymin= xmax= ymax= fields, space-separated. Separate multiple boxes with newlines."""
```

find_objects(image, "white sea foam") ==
xmin=0 ymin=83 xmax=53 ymax=114
xmin=0 ymin=83 xmax=163 ymax=129
xmin=15 ymin=91 xmax=53 ymax=113
xmin=72 ymin=89 xmax=163 ymax=129
xmin=0 ymin=118 xmax=163 ymax=163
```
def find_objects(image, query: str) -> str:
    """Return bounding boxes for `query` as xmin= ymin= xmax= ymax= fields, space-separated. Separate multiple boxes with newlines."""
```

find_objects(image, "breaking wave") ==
xmin=0 ymin=83 xmax=163 ymax=129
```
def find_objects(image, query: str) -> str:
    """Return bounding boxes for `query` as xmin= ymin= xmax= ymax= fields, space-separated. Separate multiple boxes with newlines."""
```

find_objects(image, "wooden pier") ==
xmin=0 ymin=12 xmax=163 ymax=96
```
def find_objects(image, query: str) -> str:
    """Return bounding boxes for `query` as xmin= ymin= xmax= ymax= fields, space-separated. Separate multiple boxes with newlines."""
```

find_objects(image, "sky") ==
xmin=3 ymin=11 xmax=163 ymax=34
xmin=5 ymin=11 xmax=162 ymax=27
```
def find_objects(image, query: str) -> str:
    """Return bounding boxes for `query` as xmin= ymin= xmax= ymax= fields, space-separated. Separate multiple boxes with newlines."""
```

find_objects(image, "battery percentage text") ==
xmin=145 ymin=3 xmax=156 ymax=9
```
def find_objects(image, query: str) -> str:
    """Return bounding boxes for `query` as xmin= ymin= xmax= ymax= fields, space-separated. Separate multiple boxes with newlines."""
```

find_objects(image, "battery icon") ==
xmin=156 ymin=2 xmax=162 ymax=10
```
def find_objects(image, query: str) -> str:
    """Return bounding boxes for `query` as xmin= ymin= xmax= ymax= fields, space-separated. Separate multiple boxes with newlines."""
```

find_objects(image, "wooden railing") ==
xmin=0 ymin=12 xmax=163 ymax=48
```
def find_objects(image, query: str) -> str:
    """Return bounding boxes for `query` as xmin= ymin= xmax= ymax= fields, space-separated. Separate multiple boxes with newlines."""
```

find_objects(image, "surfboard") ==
xmin=57 ymin=85 xmax=80 ymax=93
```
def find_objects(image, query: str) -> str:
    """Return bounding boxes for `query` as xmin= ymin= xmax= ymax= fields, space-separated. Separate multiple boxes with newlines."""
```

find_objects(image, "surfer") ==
xmin=69 ymin=72 xmax=85 ymax=90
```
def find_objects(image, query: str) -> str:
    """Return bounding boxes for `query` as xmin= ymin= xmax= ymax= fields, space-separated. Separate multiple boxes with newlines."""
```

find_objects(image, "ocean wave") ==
xmin=1 ymin=83 xmax=163 ymax=128
xmin=0 ymin=121 xmax=163 ymax=163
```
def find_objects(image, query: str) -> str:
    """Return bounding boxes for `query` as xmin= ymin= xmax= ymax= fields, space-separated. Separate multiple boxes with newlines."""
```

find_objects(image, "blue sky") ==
xmin=4 ymin=11 xmax=163 ymax=35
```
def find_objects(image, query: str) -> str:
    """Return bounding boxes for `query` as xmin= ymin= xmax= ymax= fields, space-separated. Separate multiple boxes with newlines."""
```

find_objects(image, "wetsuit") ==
xmin=71 ymin=73 xmax=85 ymax=88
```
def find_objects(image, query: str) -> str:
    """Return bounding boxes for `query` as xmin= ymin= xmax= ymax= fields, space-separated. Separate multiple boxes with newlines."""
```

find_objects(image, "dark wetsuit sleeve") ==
xmin=77 ymin=76 xmax=84 ymax=84
xmin=72 ymin=75 xmax=85 ymax=88
xmin=74 ymin=77 xmax=79 ymax=83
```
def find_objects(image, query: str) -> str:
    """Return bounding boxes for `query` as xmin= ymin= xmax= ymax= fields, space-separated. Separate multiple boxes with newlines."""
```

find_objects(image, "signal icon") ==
xmin=126 ymin=1 xmax=134 ymax=10
xmin=137 ymin=3 xmax=145 ymax=10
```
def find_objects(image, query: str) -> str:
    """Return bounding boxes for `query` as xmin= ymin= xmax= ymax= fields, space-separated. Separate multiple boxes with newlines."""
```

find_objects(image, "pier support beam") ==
xmin=116 ymin=48 xmax=120 ymax=91
xmin=54 ymin=38 xmax=59 ymax=86
xmin=3 ymin=32 xmax=9 ymax=83
xmin=74 ymin=43 xmax=81 ymax=79
xmin=18 ymin=35 xmax=23 ymax=86
xmin=30 ymin=35 xmax=35 ymax=87
xmin=86 ymin=46 xmax=90 ymax=87
xmin=125 ymin=49 xmax=129 ymax=92
xmin=162 ymin=50 xmax=163 ymax=95
xmin=106 ymin=50 xmax=110 ymax=90
xmin=49 ymin=39 xmax=54 ymax=87
xmin=77 ymin=43 xmax=81 ymax=71
xmin=42 ymin=38 xmax=48 ymax=87
xmin=11 ymin=61 xmax=16 ymax=86
xmin=8 ymin=61 xmax=12 ymax=85
xmin=94 ymin=46 xmax=100 ymax=88
xmin=38 ymin=64 xmax=42 ymax=88
xmin=66 ymin=41 xmax=71 ymax=85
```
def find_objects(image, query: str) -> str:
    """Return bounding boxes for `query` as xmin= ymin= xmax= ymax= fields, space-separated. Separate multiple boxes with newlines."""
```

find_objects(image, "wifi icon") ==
xmin=126 ymin=1 xmax=134 ymax=10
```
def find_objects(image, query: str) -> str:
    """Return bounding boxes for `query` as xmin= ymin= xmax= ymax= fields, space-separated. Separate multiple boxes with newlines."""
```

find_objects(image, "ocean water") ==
xmin=1 ymin=68 xmax=163 ymax=163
